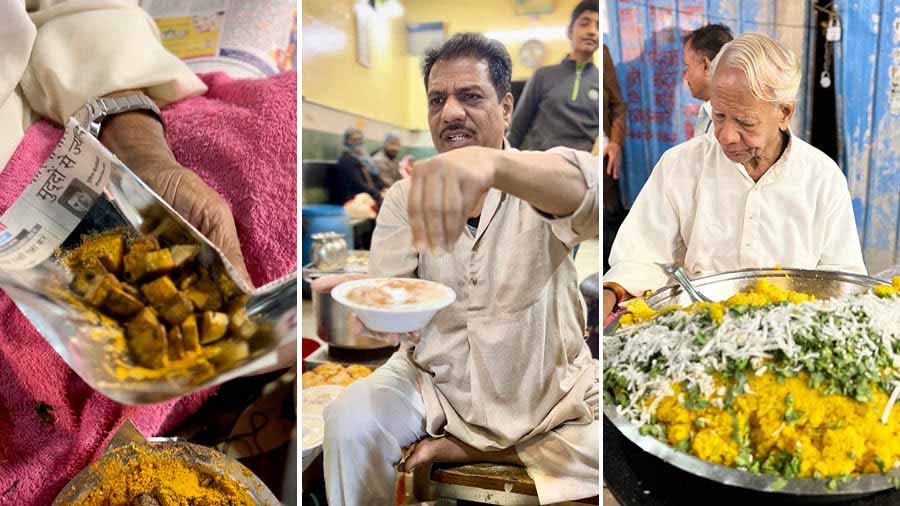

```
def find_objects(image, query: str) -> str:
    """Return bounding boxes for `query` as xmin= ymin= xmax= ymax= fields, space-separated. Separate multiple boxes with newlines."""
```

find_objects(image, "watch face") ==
xmin=519 ymin=39 xmax=546 ymax=69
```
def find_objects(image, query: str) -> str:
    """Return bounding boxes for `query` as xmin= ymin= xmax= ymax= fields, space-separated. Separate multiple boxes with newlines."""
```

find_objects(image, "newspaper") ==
xmin=140 ymin=0 xmax=297 ymax=78
xmin=0 ymin=123 xmax=110 ymax=271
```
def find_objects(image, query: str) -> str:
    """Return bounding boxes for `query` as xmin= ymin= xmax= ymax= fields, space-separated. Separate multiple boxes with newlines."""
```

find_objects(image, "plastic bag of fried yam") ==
xmin=0 ymin=118 xmax=296 ymax=404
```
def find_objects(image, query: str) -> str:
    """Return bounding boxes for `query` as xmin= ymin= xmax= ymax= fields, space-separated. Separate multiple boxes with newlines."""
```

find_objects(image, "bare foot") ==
xmin=400 ymin=436 xmax=521 ymax=472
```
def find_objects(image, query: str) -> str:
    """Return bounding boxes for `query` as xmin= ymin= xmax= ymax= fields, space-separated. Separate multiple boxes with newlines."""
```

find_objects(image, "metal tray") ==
xmin=604 ymin=268 xmax=899 ymax=499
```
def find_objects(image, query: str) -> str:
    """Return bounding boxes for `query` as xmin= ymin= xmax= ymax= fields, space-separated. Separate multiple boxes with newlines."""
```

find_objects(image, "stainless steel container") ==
xmin=310 ymin=232 xmax=348 ymax=271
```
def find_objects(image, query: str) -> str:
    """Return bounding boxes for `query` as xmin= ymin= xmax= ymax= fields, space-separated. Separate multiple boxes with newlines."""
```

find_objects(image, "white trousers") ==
xmin=323 ymin=352 xmax=599 ymax=506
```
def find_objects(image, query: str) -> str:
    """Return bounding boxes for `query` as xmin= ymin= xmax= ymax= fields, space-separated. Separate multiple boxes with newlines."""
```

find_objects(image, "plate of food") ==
xmin=604 ymin=268 xmax=900 ymax=499
xmin=331 ymin=277 xmax=456 ymax=333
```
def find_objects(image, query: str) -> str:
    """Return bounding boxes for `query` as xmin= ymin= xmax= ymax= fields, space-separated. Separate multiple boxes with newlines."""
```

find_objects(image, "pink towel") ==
xmin=0 ymin=71 xmax=297 ymax=505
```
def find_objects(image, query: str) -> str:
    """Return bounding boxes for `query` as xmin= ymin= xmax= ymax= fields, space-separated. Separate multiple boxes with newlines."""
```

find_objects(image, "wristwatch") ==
xmin=74 ymin=93 xmax=163 ymax=138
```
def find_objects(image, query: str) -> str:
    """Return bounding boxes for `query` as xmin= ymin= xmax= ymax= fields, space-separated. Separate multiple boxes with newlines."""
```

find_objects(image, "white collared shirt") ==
xmin=606 ymin=132 xmax=866 ymax=295
xmin=693 ymin=100 xmax=713 ymax=137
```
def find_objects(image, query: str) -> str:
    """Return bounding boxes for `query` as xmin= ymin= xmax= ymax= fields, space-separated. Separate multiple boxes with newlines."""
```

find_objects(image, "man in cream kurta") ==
xmin=605 ymin=131 xmax=866 ymax=296
xmin=322 ymin=33 xmax=599 ymax=505
xmin=1 ymin=0 xmax=206 ymax=169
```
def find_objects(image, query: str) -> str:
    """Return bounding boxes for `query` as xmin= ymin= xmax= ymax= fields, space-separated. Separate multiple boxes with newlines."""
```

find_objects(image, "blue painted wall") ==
xmin=604 ymin=0 xmax=813 ymax=208
xmin=835 ymin=0 xmax=900 ymax=274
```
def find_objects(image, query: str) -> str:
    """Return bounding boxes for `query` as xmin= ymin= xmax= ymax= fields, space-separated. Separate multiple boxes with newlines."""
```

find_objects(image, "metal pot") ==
xmin=310 ymin=232 xmax=348 ymax=271
xmin=311 ymin=288 xmax=397 ymax=350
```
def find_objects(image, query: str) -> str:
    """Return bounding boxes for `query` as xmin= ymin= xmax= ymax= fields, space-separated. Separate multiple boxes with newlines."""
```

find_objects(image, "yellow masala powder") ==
xmin=73 ymin=444 xmax=256 ymax=506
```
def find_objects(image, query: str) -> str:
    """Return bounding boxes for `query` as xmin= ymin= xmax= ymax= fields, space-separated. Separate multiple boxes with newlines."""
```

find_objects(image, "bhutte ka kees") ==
xmin=606 ymin=278 xmax=900 ymax=488
xmin=64 ymin=230 xmax=258 ymax=377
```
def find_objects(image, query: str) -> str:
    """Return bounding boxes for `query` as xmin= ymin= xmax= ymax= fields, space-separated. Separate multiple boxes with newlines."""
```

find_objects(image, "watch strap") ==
xmin=76 ymin=93 xmax=163 ymax=137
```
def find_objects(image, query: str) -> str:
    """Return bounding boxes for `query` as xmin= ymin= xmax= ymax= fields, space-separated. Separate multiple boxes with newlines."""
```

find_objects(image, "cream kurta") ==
xmin=368 ymin=145 xmax=599 ymax=500
xmin=0 ymin=0 xmax=206 ymax=169
xmin=606 ymin=132 xmax=867 ymax=296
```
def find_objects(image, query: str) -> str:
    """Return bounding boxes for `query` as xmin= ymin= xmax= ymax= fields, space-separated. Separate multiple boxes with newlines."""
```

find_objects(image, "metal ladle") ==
xmin=659 ymin=263 xmax=712 ymax=303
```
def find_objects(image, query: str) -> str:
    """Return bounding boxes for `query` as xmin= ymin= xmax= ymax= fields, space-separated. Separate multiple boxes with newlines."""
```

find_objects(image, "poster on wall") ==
xmin=407 ymin=22 xmax=446 ymax=56
xmin=514 ymin=0 xmax=553 ymax=16
xmin=354 ymin=2 xmax=373 ymax=68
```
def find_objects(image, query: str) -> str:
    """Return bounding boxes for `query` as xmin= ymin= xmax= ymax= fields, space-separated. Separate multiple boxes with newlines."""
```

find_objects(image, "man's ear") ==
xmin=501 ymin=93 xmax=514 ymax=124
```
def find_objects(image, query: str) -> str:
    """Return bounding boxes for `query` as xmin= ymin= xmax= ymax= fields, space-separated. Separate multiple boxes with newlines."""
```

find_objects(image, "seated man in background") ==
xmin=682 ymin=23 xmax=734 ymax=137
xmin=332 ymin=128 xmax=384 ymax=206
xmin=317 ymin=33 xmax=599 ymax=505
xmin=372 ymin=132 xmax=403 ymax=188
xmin=603 ymin=32 xmax=866 ymax=320
xmin=507 ymin=0 xmax=599 ymax=153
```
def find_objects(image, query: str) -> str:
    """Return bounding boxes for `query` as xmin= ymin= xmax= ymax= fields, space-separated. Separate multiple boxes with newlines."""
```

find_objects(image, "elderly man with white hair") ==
xmin=602 ymin=32 xmax=866 ymax=318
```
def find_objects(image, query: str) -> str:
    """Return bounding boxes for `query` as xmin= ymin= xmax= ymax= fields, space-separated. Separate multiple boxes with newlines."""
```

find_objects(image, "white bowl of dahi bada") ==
xmin=331 ymin=277 xmax=456 ymax=333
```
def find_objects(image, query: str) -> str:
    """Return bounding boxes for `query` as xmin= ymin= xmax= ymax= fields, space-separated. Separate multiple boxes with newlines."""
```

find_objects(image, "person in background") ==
xmin=507 ymin=0 xmax=599 ymax=153
xmin=371 ymin=132 xmax=403 ymax=188
xmin=332 ymin=128 xmax=384 ymax=206
xmin=603 ymin=43 xmax=627 ymax=273
xmin=682 ymin=23 xmax=734 ymax=137
xmin=604 ymin=33 xmax=865 ymax=321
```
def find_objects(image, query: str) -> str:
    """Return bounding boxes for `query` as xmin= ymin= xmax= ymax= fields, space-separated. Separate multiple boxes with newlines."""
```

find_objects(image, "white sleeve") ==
xmin=604 ymin=152 xmax=686 ymax=295
xmin=817 ymin=169 xmax=867 ymax=275
xmin=20 ymin=0 xmax=207 ymax=124
xmin=531 ymin=147 xmax=600 ymax=248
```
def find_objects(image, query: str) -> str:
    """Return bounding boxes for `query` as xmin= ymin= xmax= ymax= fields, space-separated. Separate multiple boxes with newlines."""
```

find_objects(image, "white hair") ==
xmin=709 ymin=32 xmax=801 ymax=106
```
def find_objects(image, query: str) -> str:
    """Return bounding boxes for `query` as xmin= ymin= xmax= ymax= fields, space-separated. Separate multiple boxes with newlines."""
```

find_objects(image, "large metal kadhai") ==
xmin=604 ymin=268 xmax=900 ymax=501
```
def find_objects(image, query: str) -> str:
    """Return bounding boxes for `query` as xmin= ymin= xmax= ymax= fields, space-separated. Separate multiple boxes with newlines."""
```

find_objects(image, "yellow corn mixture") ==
xmin=609 ymin=276 xmax=900 ymax=481
xmin=655 ymin=373 xmax=900 ymax=478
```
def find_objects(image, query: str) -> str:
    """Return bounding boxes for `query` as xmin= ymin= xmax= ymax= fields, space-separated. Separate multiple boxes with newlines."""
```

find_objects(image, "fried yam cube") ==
xmin=160 ymin=292 xmax=193 ymax=326
xmin=227 ymin=306 xmax=257 ymax=339
xmin=170 ymin=244 xmax=201 ymax=268
xmin=126 ymin=308 xmax=168 ymax=369
xmin=124 ymin=248 xmax=175 ymax=282
xmin=181 ymin=315 xmax=201 ymax=354
xmin=84 ymin=273 xmax=120 ymax=307
xmin=167 ymin=325 xmax=184 ymax=361
xmin=216 ymin=270 xmax=241 ymax=299
xmin=70 ymin=257 xmax=108 ymax=296
xmin=200 ymin=311 xmax=229 ymax=344
xmin=102 ymin=283 xmax=145 ymax=318
xmin=143 ymin=249 xmax=176 ymax=277
xmin=74 ymin=232 xmax=124 ymax=274
xmin=187 ymin=278 xmax=223 ymax=311
xmin=141 ymin=276 xmax=178 ymax=307
xmin=129 ymin=235 xmax=160 ymax=254
xmin=209 ymin=338 xmax=249 ymax=369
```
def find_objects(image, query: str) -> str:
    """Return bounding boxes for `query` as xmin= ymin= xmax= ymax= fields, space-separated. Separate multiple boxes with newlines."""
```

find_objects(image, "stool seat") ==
xmin=415 ymin=462 xmax=599 ymax=505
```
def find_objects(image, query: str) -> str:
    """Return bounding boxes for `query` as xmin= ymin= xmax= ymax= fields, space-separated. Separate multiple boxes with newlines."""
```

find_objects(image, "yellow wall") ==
xmin=301 ymin=0 xmax=410 ymax=128
xmin=302 ymin=0 xmax=595 ymax=133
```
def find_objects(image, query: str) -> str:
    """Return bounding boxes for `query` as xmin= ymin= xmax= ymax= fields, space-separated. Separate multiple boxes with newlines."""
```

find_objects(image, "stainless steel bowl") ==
xmin=302 ymin=260 xmax=396 ymax=351
xmin=604 ymin=268 xmax=898 ymax=499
